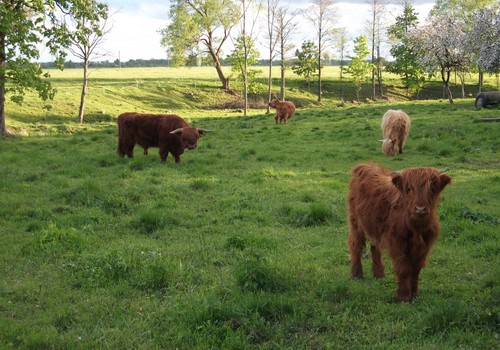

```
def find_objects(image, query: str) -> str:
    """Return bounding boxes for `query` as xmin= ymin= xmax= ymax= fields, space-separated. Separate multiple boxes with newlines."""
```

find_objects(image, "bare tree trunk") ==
xmin=478 ymin=71 xmax=483 ymax=92
xmin=267 ymin=59 xmax=273 ymax=113
xmin=317 ymin=31 xmax=322 ymax=102
xmin=77 ymin=59 xmax=89 ymax=123
xmin=441 ymin=67 xmax=453 ymax=103
xmin=280 ymin=58 xmax=285 ymax=100
xmin=208 ymin=47 xmax=230 ymax=90
xmin=0 ymin=31 xmax=6 ymax=135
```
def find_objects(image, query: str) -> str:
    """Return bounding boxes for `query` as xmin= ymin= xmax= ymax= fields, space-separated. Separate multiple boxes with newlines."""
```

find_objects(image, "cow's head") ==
xmin=170 ymin=127 xmax=210 ymax=150
xmin=380 ymin=138 xmax=398 ymax=156
xmin=391 ymin=167 xmax=451 ymax=222
xmin=268 ymin=99 xmax=280 ymax=108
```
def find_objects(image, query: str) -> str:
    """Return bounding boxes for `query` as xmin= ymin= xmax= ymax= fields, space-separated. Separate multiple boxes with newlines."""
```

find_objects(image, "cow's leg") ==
xmin=125 ymin=142 xmax=134 ymax=158
xmin=394 ymin=265 xmax=413 ymax=302
xmin=370 ymin=244 xmax=385 ymax=278
xmin=275 ymin=114 xmax=279 ymax=124
xmin=411 ymin=268 xmax=421 ymax=299
xmin=399 ymin=145 xmax=403 ymax=154
xmin=174 ymin=155 xmax=181 ymax=163
xmin=159 ymin=148 xmax=168 ymax=163
xmin=348 ymin=218 xmax=365 ymax=279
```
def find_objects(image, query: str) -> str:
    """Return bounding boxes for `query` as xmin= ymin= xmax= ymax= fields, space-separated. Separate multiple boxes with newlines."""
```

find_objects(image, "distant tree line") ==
xmin=38 ymin=58 xmax=350 ymax=69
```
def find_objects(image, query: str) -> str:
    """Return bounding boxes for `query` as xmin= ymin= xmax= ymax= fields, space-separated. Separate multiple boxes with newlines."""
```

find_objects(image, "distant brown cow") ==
xmin=117 ymin=112 xmax=209 ymax=163
xmin=379 ymin=109 xmax=411 ymax=156
xmin=268 ymin=99 xmax=296 ymax=124
xmin=347 ymin=163 xmax=451 ymax=302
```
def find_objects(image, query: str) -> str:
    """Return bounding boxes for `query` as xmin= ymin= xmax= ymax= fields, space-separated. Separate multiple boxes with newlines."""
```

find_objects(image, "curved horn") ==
xmin=197 ymin=128 xmax=212 ymax=133
xmin=378 ymin=139 xmax=385 ymax=143
xmin=170 ymin=128 xmax=184 ymax=135
xmin=438 ymin=168 xmax=449 ymax=174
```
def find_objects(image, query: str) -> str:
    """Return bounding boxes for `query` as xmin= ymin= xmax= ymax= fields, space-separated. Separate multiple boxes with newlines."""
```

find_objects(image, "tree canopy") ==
xmin=0 ymin=0 xmax=108 ymax=135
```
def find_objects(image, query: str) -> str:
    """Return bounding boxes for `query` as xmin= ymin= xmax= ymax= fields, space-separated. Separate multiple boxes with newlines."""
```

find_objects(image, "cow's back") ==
xmin=348 ymin=164 xmax=400 ymax=244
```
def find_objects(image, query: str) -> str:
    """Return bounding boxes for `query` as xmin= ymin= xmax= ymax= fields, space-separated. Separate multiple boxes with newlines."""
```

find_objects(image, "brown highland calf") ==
xmin=268 ymin=99 xmax=296 ymax=124
xmin=380 ymin=109 xmax=411 ymax=156
xmin=117 ymin=113 xmax=209 ymax=163
xmin=347 ymin=163 xmax=451 ymax=302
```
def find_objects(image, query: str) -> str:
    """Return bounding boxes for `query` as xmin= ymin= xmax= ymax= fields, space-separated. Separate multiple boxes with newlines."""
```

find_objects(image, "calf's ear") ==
xmin=438 ymin=174 xmax=451 ymax=191
xmin=391 ymin=172 xmax=403 ymax=192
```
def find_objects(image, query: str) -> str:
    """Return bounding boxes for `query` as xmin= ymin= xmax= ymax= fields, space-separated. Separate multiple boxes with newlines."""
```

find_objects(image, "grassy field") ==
xmin=0 ymin=67 xmax=499 ymax=349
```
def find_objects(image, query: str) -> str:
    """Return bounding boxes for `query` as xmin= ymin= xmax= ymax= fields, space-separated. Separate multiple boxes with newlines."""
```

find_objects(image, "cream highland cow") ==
xmin=380 ymin=109 xmax=411 ymax=156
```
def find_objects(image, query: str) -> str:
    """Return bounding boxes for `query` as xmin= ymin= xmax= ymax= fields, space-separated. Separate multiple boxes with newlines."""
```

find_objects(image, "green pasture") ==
xmin=0 ymin=67 xmax=499 ymax=349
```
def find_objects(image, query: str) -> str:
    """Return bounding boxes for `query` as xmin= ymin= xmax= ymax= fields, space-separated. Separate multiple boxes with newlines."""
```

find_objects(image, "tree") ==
xmin=407 ymin=14 xmax=471 ymax=103
xmin=0 ymin=0 xmax=105 ymax=135
xmin=304 ymin=0 xmax=338 ymax=102
xmin=160 ymin=0 xmax=241 ymax=91
xmin=265 ymin=0 xmax=280 ymax=112
xmin=227 ymin=35 xmax=262 ymax=111
xmin=273 ymin=5 xmax=297 ymax=101
xmin=292 ymin=40 xmax=320 ymax=90
xmin=468 ymin=6 xmax=500 ymax=76
xmin=386 ymin=3 xmax=426 ymax=98
xmin=367 ymin=0 xmax=387 ymax=99
xmin=67 ymin=1 xmax=111 ymax=124
xmin=333 ymin=27 xmax=349 ymax=100
xmin=345 ymin=35 xmax=372 ymax=103
xmin=430 ymin=0 xmax=497 ymax=91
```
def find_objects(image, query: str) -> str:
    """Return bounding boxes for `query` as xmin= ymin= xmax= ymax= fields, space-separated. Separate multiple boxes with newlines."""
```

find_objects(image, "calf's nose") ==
xmin=415 ymin=206 xmax=427 ymax=215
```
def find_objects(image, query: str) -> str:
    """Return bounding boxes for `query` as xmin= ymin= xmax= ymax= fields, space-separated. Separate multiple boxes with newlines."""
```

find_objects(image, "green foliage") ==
xmin=387 ymin=4 xmax=427 ymax=96
xmin=0 ymin=0 xmax=109 ymax=134
xmin=292 ymin=40 xmax=320 ymax=88
xmin=344 ymin=35 xmax=373 ymax=102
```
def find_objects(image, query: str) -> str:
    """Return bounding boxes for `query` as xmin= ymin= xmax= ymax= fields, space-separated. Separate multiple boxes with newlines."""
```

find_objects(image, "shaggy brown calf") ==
xmin=117 ymin=112 xmax=209 ymax=163
xmin=380 ymin=109 xmax=411 ymax=156
xmin=347 ymin=163 xmax=451 ymax=302
xmin=268 ymin=99 xmax=296 ymax=124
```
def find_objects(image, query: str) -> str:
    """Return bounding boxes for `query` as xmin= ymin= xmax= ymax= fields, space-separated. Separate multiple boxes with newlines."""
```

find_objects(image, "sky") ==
xmin=39 ymin=0 xmax=436 ymax=62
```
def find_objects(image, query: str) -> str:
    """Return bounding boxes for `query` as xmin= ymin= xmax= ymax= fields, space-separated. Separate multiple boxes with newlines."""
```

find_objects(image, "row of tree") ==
xmin=160 ymin=0 xmax=500 ymax=107
xmin=1 ymin=0 xmax=499 ymax=135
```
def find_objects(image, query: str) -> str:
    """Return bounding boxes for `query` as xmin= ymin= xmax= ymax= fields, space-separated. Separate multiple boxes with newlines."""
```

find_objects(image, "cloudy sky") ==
xmin=40 ymin=0 xmax=436 ymax=62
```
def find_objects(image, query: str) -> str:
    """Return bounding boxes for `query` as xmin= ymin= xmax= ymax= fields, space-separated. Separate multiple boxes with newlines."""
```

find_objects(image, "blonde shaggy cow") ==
xmin=380 ymin=109 xmax=411 ymax=156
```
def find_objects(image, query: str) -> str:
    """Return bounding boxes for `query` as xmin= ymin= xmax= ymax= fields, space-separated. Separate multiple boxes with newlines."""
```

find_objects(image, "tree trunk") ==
xmin=478 ymin=71 xmax=483 ymax=92
xmin=280 ymin=37 xmax=285 ymax=100
xmin=441 ymin=67 xmax=453 ymax=104
xmin=77 ymin=59 xmax=89 ymax=123
xmin=0 ymin=31 xmax=6 ymax=135
xmin=267 ymin=53 xmax=273 ymax=113
xmin=317 ymin=38 xmax=322 ymax=102
xmin=208 ymin=48 xmax=230 ymax=90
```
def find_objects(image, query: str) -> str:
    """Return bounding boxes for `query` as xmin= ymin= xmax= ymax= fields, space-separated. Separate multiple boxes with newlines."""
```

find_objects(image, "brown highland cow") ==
xmin=347 ymin=163 xmax=451 ymax=302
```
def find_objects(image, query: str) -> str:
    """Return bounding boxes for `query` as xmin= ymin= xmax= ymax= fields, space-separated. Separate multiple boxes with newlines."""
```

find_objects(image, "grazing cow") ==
xmin=379 ymin=109 xmax=411 ymax=156
xmin=475 ymin=91 xmax=500 ymax=108
xmin=117 ymin=112 xmax=209 ymax=163
xmin=268 ymin=99 xmax=296 ymax=124
xmin=347 ymin=163 xmax=451 ymax=302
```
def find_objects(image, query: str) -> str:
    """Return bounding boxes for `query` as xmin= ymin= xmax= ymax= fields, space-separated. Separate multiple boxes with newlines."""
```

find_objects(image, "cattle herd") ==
xmin=116 ymin=101 xmax=451 ymax=302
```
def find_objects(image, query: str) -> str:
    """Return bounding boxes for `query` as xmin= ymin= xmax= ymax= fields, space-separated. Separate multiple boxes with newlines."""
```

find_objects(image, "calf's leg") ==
xmin=348 ymin=219 xmax=365 ymax=279
xmin=370 ymin=244 xmax=385 ymax=278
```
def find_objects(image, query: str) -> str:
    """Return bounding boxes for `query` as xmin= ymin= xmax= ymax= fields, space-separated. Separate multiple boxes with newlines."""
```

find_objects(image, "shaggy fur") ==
xmin=347 ymin=163 xmax=451 ymax=302
xmin=117 ymin=113 xmax=208 ymax=163
xmin=268 ymin=99 xmax=296 ymax=124
xmin=380 ymin=109 xmax=411 ymax=156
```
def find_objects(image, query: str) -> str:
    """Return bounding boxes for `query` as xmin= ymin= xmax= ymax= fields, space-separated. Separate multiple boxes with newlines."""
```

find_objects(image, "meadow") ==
xmin=0 ymin=67 xmax=499 ymax=349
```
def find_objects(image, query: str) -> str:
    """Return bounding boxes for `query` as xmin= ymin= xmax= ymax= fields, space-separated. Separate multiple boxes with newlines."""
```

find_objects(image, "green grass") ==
xmin=0 ymin=67 xmax=499 ymax=349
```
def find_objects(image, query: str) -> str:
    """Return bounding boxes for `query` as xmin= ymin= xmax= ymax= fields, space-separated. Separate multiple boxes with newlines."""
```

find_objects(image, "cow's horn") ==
xmin=438 ymin=168 xmax=449 ymax=174
xmin=378 ymin=139 xmax=384 ymax=143
xmin=197 ymin=128 xmax=211 ymax=132
xmin=170 ymin=128 xmax=184 ymax=134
